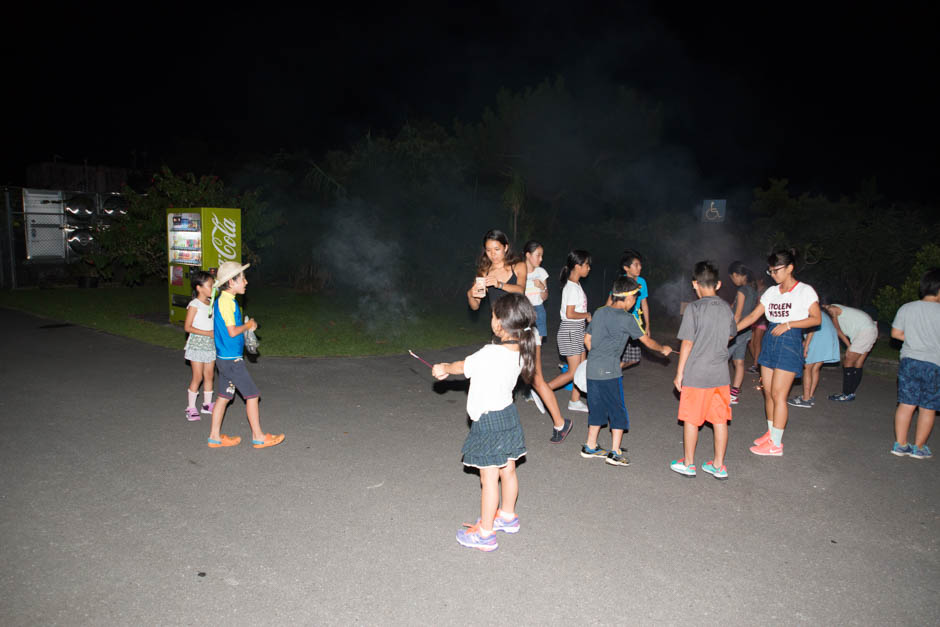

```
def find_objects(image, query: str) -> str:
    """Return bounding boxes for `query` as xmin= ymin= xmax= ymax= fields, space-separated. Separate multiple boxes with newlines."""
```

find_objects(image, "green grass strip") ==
xmin=0 ymin=285 xmax=487 ymax=357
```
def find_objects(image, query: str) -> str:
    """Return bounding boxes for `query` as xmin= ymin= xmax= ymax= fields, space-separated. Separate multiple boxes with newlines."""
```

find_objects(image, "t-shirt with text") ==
xmin=760 ymin=282 xmax=818 ymax=324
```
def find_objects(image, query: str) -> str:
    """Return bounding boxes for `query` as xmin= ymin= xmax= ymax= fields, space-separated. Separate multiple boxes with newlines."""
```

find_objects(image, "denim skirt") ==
xmin=462 ymin=404 xmax=527 ymax=468
xmin=757 ymin=323 xmax=804 ymax=374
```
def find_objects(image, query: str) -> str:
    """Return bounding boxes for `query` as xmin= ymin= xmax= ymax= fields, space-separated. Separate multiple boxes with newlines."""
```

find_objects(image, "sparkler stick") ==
xmin=408 ymin=350 xmax=433 ymax=368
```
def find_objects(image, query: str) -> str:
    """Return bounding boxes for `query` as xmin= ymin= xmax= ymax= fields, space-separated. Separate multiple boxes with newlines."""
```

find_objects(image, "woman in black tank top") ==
xmin=467 ymin=230 xmax=573 ymax=443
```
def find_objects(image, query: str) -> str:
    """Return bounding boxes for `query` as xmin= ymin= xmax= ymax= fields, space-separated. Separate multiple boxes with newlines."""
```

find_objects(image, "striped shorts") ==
xmin=557 ymin=319 xmax=586 ymax=356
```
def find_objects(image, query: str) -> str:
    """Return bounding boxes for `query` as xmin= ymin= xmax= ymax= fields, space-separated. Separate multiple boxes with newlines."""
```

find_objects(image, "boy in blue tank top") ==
xmin=207 ymin=261 xmax=284 ymax=450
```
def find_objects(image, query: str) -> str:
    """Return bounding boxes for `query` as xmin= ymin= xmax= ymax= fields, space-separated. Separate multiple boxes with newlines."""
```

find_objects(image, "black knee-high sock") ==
xmin=846 ymin=367 xmax=863 ymax=394
xmin=841 ymin=367 xmax=852 ymax=394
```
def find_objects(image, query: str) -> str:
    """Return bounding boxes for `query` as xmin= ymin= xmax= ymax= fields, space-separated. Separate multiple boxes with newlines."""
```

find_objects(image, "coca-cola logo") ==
xmin=210 ymin=213 xmax=237 ymax=262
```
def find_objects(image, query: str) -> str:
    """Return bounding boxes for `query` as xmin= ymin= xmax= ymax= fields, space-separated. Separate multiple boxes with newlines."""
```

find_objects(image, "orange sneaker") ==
xmin=753 ymin=431 xmax=772 ymax=446
xmin=750 ymin=439 xmax=783 ymax=456
xmin=252 ymin=433 xmax=285 ymax=449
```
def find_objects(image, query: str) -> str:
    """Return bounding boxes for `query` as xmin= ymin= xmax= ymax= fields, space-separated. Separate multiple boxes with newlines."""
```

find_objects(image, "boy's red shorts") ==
xmin=678 ymin=385 xmax=732 ymax=427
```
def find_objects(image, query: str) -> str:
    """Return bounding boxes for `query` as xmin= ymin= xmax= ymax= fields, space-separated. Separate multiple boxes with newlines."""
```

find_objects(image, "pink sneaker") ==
xmin=753 ymin=431 xmax=771 ymax=446
xmin=750 ymin=439 xmax=783 ymax=456
xmin=185 ymin=407 xmax=201 ymax=421
xmin=201 ymin=402 xmax=215 ymax=415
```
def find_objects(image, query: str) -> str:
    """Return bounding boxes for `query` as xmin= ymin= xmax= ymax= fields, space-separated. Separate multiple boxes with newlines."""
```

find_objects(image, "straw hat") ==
xmin=215 ymin=261 xmax=250 ymax=286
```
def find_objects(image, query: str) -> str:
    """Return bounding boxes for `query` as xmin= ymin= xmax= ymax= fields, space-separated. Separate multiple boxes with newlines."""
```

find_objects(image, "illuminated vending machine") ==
xmin=166 ymin=207 xmax=241 ymax=323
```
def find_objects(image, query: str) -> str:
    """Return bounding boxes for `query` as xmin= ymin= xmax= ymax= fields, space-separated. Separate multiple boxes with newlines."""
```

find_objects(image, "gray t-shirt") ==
xmin=892 ymin=300 xmax=940 ymax=367
xmin=586 ymin=306 xmax=643 ymax=380
xmin=738 ymin=284 xmax=759 ymax=320
xmin=677 ymin=295 xmax=738 ymax=388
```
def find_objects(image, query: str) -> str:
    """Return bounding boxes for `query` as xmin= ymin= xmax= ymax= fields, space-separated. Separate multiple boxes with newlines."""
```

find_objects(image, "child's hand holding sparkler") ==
xmin=431 ymin=363 xmax=449 ymax=380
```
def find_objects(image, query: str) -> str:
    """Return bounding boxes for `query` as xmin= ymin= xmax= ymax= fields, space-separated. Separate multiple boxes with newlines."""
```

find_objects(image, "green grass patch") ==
xmin=0 ymin=285 xmax=487 ymax=356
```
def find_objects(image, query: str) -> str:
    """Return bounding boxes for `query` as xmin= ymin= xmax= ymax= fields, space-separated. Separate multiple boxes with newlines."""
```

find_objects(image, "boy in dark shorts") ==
xmin=671 ymin=261 xmax=738 ymax=479
xmin=619 ymin=250 xmax=650 ymax=369
xmin=207 ymin=261 xmax=285 ymax=449
xmin=581 ymin=276 xmax=672 ymax=466
xmin=890 ymin=268 xmax=940 ymax=460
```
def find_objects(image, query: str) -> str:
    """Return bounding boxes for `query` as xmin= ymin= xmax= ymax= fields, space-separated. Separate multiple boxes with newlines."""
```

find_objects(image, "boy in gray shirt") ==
xmin=671 ymin=261 xmax=738 ymax=479
xmin=581 ymin=276 xmax=672 ymax=466
xmin=890 ymin=267 xmax=940 ymax=459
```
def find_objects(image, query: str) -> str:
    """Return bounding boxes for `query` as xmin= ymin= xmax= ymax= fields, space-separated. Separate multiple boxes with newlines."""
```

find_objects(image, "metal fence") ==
xmin=1 ymin=186 xmax=127 ymax=289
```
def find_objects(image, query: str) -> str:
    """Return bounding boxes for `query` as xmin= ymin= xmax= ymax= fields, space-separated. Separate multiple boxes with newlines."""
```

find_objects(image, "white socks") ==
xmin=770 ymin=427 xmax=784 ymax=446
xmin=187 ymin=389 xmax=198 ymax=409
xmin=203 ymin=390 xmax=213 ymax=404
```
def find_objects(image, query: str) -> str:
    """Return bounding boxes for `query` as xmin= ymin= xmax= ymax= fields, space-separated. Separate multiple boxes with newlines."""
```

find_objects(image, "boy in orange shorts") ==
xmin=671 ymin=261 xmax=738 ymax=479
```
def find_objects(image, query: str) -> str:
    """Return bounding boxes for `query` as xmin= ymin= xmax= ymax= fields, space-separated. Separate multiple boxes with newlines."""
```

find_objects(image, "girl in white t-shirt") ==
xmin=736 ymin=249 xmax=821 ymax=456
xmin=183 ymin=271 xmax=215 ymax=421
xmin=433 ymin=293 xmax=537 ymax=552
xmin=523 ymin=240 xmax=549 ymax=339
xmin=546 ymin=249 xmax=592 ymax=413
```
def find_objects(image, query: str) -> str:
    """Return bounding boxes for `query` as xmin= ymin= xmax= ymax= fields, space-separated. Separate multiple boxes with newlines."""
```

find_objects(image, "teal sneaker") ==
xmin=891 ymin=442 xmax=914 ymax=457
xmin=910 ymin=445 xmax=933 ymax=460
xmin=701 ymin=461 xmax=729 ymax=480
xmin=670 ymin=459 xmax=696 ymax=477
xmin=581 ymin=444 xmax=609 ymax=459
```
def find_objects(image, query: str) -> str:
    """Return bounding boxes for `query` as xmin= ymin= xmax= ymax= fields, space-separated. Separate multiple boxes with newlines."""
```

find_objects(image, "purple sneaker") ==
xmin=185 ymin=407 xmax=201 ymax=421
xmin=201 ymin=402 xmax=215 ymax=415
xmin=456 ymin=523 xmax=498 ymax=551
xmin=493 ymin=513 xmax=520 ymax=534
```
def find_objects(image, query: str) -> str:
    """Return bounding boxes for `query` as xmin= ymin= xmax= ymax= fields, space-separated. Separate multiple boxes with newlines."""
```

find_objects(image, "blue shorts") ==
xmin=758 ymin=323 xmax=804 ymax=374
xmin=533 ymin=303 xmax=548 ymax=339
xmin=587 ymin=377 xmax=629 ymax=431
xmin=898 ymin=358 xmax=940 ymax=411
xmin=216 ymin=358 xmax=260 ymax=400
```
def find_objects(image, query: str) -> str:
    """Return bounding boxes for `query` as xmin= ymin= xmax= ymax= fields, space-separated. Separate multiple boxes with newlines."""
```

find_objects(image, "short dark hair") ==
xmin=620 ymin=249 xmax=643 ymax=270
xmin=693 ymin=261 xmax=719 ymax=288
xmin=920 ymin=267 xmax=940 ymax=298
xmin=610 ymin=276 xmax=639 ymax=303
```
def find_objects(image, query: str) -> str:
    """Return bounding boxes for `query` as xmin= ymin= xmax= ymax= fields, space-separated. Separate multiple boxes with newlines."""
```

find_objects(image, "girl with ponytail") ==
xmin=433 ymin=293 xmax=537 ymax=552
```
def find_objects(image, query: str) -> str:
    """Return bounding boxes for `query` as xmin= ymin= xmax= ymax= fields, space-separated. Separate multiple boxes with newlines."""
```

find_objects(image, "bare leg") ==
xmin=770 ymin=368 xmax=797 ymax=429
xmin=546 ymin=353 xmax=585 ymax=402
xmin=750 ymin=328 xmax=764 ymax=367
xmin=712 ymin=422 xmax=728 ymax=467
xmin=497 ymin=461 xmax=518 ymax=516
xmin=894 ymin=403 xmax=916 ymax=444
xmin=189 ymin=361 xmax=203 ymax=393
xmin=611 ymin=428 xmax=625 ymax=452
xmin=533 ymin=345 xmax=564 ymax=428
xmin=682 ymin=421 xmax=698 ymax=464
xmin=246 ymin=397 xmax=263 ymax=441
xmin=802 ymin=362 xmax=817 ymax=399
xmin=844 ymin=350 xmax=867 ymax=368
xmin=209 ymin=396 xmax=230 ymax=441
xmin=914 ymin=409 xmax=936 ymax=448
xmin=732 ymin=359 xmax=745 ymax=390
xmin=202 ymin=361 xmax=215 ymax=394
xmin=586 ymin=424 xmax=602 ymax=449
xmin=761 ymin=365 xmax=775 ymax=427
xmin=479 ymin=467 xmax=499 ymax=533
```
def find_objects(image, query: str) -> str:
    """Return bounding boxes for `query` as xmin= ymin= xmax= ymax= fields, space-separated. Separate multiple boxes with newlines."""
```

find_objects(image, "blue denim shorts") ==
xmin=898 ymin=358 xmax=940 ymax=411
xmin=757 ymin=323 xmax=804 ymax=374
xmin=534 ymin=303 xmax=548 ymax=339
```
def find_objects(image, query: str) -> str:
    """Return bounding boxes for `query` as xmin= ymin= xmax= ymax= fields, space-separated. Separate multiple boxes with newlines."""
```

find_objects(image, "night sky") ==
xmin=3 ymin=3 xmax=937 ymax=202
